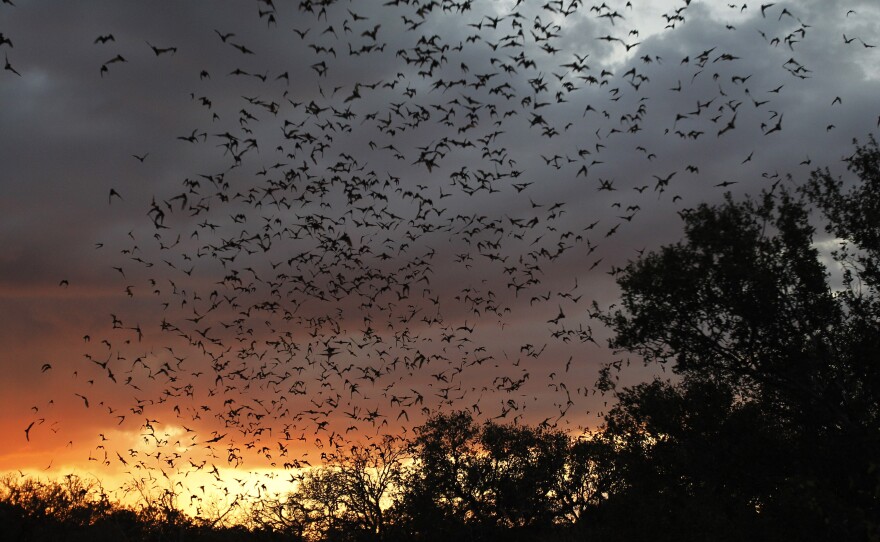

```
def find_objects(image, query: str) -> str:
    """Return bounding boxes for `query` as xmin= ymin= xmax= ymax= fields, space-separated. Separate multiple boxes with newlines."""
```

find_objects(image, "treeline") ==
xmin=0 ymin=471 xmax=272 ymax=542
xmin=2 ymin=402 xmax=877 ymax=542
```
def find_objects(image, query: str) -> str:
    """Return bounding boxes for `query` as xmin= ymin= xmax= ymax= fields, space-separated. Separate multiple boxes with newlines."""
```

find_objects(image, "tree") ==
xmin=555 ymin=434 xmax=611 ymax=524
xmin=399 ymin=411 xmax=576 ymax=540
xmin=475 ymin=421 xmax=569 ymax=531
xmin=587 ymin=377 xmax=794 ymax=542
xmin=397 ymin=410 xmax=481 ymax=538
xmin=246 ymin=491 xmax=311 ymax=539
xmin=596 ymin=138 xmax=880 ymax=540
xmin=330 ymin=435 xmax=407 ymax=540
xmin=289 ymin=435 xmax=407 ymax=542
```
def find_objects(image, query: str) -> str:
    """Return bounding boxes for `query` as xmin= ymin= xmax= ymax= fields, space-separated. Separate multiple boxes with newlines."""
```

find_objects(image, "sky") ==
xmin=1 ymin=0 xmax=878 ymax=512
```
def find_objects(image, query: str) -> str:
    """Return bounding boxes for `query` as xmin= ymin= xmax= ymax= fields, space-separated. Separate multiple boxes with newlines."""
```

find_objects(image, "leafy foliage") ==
xmin=597 ymin=137 xmax=880 ymax=541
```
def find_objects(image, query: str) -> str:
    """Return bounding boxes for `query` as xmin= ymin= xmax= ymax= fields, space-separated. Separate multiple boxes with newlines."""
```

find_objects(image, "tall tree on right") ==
xmin=594 ymin=137 xmax=880 ymax=541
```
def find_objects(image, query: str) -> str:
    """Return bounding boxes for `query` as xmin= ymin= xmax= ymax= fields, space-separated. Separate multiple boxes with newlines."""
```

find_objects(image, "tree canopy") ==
xmin=596 ymin=136 xmax=880 ymax=541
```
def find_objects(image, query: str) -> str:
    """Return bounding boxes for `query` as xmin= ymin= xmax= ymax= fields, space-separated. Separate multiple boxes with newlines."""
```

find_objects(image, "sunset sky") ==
xmin=1 ymin=0 xmax=878 ymax=509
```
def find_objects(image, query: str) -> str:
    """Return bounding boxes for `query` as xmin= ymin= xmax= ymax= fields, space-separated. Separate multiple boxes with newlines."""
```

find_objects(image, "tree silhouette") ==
xmin=273 ymin=435 xmax=408 ymax=542
xmin=475 ymin=421 xmax=569 ymax=531
xmin=397 ymin=411 xmax=579 ymax=541
xmin=397 ymin=410 xmax=482 ymax=538
xmin=596 ymin=137 xmax=880 ymax=540
xmin=247 ymin=490 xmax=311 ymax=540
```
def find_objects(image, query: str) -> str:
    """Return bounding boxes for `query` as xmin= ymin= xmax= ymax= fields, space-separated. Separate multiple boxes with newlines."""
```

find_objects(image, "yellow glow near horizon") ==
xmin=1 ymin=463 xmax=306 ymax=524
